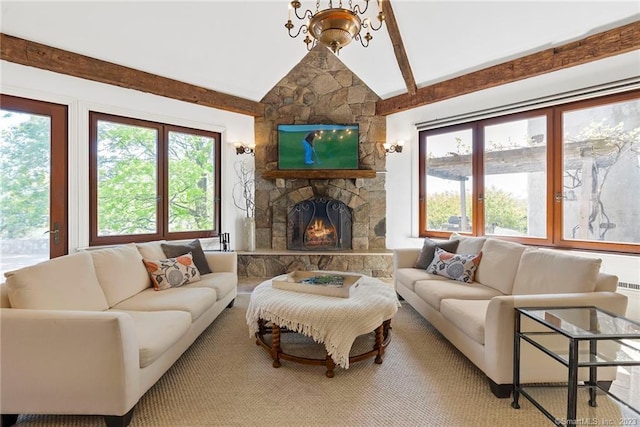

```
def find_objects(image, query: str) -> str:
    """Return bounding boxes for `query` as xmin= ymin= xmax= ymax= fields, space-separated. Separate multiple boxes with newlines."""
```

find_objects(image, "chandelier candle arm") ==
xmin=290 ymin=0 xmax=314 ymax=21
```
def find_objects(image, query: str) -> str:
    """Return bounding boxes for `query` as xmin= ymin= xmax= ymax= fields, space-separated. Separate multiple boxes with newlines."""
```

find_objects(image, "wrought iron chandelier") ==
xmin=285 ymin=0 xmax=385 ymax=54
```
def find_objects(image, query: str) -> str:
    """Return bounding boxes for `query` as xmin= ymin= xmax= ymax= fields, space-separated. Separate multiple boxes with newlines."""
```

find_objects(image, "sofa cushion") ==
xmin=90 ymin=244 xmax=151 ymax=307
xmin=414 ymin=238 xmax=460 ymax=269
xmin=512 ymin=249 xmax=602 ymax=295
xmin=161 ymin=239 xmax=212 ymax=274
xmin=440 ymin=299 xmax=490 ymax=345
xmin=475 ymin=239 xmax=527 ymax=294
xmin=449 ymin=232 xmax=486 ymax=255
xmin=110 ymin=309 xmax=191 ymax=368
xmin=188 ymin=272 xmax=236 ymax=301
xmin=394 ymin=268 xmax=449 ymax=292
xmin=136 ymin=240 xmax=167 ymax=260
xmin=395 ymin=268 xmax=451 ymax=292
xmin=6 ymin=252 xmax=108 ymax=311
xmin=414 ymin=279 xmax=501 ymax=311
xmin=427 ymin=248 xmax=482 ymax=283
xmin=112 ymin=286 xmax=217 ymax=321
xmin=143 ymin=254 xmax=201 ymax=291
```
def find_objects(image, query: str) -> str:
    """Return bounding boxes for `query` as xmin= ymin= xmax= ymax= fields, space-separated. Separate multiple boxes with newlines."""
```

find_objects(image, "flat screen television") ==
xmin=277 ymin=123 xmax=359 ymax=170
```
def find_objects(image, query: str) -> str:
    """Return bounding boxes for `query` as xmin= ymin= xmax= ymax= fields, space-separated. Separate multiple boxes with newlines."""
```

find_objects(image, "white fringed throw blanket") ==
xmin=246 ymin=274 xmax=400 ymax=369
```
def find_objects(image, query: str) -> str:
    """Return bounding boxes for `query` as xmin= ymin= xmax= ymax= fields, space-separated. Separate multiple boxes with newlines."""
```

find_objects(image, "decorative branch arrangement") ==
xmin=232 ymin=159 xmax=255 ymax=218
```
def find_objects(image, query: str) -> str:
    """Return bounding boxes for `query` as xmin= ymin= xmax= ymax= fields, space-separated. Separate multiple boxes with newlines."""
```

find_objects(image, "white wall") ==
xmin=1 ymin=60 xmax=255 ymax=252
xmin=384 ymin=51 xmax=640 ymax=284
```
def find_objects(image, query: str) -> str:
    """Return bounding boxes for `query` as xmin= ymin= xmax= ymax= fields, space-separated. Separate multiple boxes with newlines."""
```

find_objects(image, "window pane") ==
xmin=168 ymin=131 xmax=215 ymax=232
xmin=562 ymin=99 xmax=640 ymax=244
xmin=484 ymin=116 xmax=547 ymax=237
xmin=0 ymin=111 xmax=50 ymax=274
xmin=425 ymin=128 xmax=473 ymax=232
xmin=96 ymin=120 xmax=157 ymax=236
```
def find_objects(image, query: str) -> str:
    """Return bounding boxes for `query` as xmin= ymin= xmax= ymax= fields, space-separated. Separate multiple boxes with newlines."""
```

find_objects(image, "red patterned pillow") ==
xmin=426 ymin=248 xmax=483 ymax=283
xmin=142 ymin=253 xmax=201 ymax=291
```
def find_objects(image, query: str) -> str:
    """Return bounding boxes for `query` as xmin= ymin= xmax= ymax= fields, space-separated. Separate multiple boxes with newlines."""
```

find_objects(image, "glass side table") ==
xmin=512 ymin=306 xmax=640 ymax=426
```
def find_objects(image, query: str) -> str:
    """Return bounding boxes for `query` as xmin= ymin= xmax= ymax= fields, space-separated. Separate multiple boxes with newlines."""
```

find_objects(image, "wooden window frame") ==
xmin=0 ymin=94 xmax=68 ymax=258
xmin=418 ymin=122 xmax=476 ymax=240
xmin=418 ymin=90 xmax=639 ymax=254
xmin=89 ymin=112 xmax=221 ymax=246
xmin=552 ymin=90 xmax=640 ymax=254
xmin=476 ymin=109 xmax=555 ymax=247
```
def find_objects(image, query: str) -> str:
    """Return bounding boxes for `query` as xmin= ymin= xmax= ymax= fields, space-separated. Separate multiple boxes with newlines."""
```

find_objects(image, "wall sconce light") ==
xmin=233 ymin=142 xmax=255 ymax=156
xmin=383 ymin=140 xmax=404 ymax=154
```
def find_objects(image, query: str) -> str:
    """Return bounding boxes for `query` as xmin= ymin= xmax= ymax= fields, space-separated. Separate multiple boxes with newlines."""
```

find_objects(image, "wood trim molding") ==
xmin=376 ymin=20 xmax=640 ymax=116
xmin=0 ymin=33 xmax=264 ymax=117
xmin=382 ymin=0 xmax=417 ymax=95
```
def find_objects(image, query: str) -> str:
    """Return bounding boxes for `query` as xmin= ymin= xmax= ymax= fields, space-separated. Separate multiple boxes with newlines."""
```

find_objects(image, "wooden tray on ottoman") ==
xmin=272 ymin=271 xmax=363 ymax=298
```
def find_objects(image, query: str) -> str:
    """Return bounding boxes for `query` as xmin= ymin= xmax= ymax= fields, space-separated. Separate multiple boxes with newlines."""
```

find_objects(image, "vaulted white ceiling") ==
xmin=1 ymin=1 xmax=638 ymax=103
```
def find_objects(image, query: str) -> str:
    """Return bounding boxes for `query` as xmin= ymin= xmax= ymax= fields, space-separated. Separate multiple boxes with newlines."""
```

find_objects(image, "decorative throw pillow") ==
xmin=426 ymin=248 xmax=483 ymax=283
xmin=142 ymin=253 xmax=201 ymax=291
xmin=414 ymin=238 xmax=460 ymax=269
xmin=449 ymin=232 xmax=486 ymax=255
xmin=161 ymin=239 xmax=212 ymax=274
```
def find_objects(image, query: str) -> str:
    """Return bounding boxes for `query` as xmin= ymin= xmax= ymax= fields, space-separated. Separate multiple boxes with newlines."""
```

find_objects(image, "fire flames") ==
xmin=305 ymin=218 xmax=336 ymax=246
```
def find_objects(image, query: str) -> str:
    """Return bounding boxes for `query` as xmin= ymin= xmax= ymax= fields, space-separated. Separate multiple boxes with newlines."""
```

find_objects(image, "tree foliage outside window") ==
xmin=426 ymin=187 xmax=527 ymax=234
xmin=167 ymin=131 xmax=215 ymax=232
xmin=96 ymin=122 xmax=157 ymax=236
xmin=483 ymin=187 xmax=528 ymax=234
xmin=91 ymin=112 xmax=220 ymax=245
xmin=0 ymin=113 xmax=49 ymax=238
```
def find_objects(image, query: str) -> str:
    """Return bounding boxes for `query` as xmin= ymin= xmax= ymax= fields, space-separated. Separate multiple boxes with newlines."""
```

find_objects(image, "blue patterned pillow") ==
xmin=427 ymin=247 xmax=483 ymax=283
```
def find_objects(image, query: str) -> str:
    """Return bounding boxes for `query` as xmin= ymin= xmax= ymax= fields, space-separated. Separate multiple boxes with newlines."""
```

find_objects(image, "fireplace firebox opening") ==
xmin=287 ymin=198 xmax=352 ymax=251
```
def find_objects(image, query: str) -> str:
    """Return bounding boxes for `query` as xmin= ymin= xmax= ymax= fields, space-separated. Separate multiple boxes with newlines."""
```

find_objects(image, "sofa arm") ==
xmin=204 ymin=251 xmax=237 ymax=274
xmin=484 ymin=292 xmax=628 ymax=385
xmin=0 ymin=308 xmax=140 ymax=415
xmin=393 ymin=248 xmax=421 ymax=270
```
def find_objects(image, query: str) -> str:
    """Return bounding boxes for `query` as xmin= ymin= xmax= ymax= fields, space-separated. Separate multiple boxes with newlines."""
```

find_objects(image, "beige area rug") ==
xmin=13 ymin=293 xmax=639 ymax=426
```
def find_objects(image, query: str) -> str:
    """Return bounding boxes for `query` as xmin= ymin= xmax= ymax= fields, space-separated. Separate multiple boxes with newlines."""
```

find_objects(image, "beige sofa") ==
xmin=0 ymin=241 xmax=237 ymax=427
xmin=394 ymin=234 xmax=628 ymax=398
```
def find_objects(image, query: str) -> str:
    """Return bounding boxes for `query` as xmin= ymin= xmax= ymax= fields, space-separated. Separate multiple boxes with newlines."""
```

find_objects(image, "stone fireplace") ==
xmin=237 ymin=45 xmax=392 ymax=278
xmin=254 ymin=45 xmax=387 ymax=251
xmin=288 ymin=197 xmax=352 ymax=251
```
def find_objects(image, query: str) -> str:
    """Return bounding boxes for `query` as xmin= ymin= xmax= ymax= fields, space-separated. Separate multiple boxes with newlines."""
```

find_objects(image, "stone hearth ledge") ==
xmin=236 ymin=249 xmax=393 ymax=278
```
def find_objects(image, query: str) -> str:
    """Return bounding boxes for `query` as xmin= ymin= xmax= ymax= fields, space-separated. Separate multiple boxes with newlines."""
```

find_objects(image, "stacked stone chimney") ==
xmin=253 ymin=45 xmax=387 ymax=251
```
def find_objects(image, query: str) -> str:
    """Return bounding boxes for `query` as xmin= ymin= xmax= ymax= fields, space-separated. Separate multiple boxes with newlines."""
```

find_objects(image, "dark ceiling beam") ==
xmin=382 ymin=0 xmax=417 ymax=95
xmin=0 ymin=33 xmax=265 ymax=117
xmin=376 ymin=20 xmax=640 ymax=116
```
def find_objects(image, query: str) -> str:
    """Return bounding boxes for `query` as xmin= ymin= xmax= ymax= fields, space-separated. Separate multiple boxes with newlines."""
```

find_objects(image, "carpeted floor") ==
xmin=12 ymin=290 xmax=639 ymax=426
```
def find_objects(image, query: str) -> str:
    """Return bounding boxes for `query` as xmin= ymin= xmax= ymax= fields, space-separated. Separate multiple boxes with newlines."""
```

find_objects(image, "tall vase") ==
xmin=244 ymin=217 xmax=256 ymax=252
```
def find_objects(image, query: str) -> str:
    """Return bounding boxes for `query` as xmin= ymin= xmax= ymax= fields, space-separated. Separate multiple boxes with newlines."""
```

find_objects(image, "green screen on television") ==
xmin=277 ymin=124 xmax=359 ymax=170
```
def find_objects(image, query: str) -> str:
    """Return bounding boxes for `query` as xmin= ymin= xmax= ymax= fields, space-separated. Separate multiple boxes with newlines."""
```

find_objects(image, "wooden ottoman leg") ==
xmin=374 ymin=324 xmax=384 ymax=364
xmin=325 ymin=352 xmax=336 ymax=378
xmin=271 ymin=323 xmax=281 ymax=368
xmin=256 ymin=319 xmax=265 ymax=346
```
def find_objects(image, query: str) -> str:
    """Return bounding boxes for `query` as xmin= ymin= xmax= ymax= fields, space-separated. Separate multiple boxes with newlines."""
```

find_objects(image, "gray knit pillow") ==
xmin=414 ymin=238 xmax=460 ymax=270
xmin=161 ymin=239 xmax=212 ymax=275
